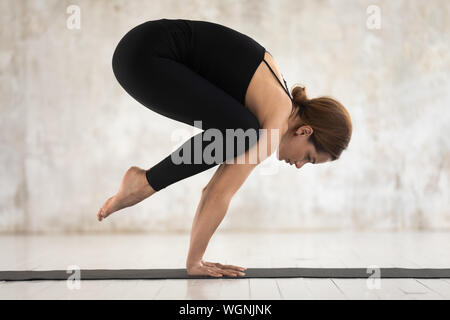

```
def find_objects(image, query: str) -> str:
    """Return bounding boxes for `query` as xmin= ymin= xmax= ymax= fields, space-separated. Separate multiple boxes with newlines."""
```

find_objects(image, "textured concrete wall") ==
xmin=1 ymin=0 xmax=449 ymax=233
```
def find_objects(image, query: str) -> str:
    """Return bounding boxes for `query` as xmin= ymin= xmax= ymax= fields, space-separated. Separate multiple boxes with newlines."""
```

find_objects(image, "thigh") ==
xmin=112 ymin=19 xmax=263 ymax=131
xmin=141 ymin=58 xmax=262 ymax=191
xmin=117 ymin=53 xmax=261 ymax=133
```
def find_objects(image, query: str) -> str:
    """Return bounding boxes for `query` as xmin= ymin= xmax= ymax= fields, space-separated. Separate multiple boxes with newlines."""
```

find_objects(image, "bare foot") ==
xmin=97 ymin=166 xmax=156 ymax=221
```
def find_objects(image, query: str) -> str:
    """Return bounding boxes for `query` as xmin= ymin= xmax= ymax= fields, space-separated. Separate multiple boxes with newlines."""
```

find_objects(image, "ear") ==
xmin=304 ymin=126 xmax=314 ymax=136
xmin=295 ymin=125 xmax=313 ymax=136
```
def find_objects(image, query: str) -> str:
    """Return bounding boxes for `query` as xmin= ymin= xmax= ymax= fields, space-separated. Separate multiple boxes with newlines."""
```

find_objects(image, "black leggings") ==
xmin=112 ymin=19 xmax=266 ymax=191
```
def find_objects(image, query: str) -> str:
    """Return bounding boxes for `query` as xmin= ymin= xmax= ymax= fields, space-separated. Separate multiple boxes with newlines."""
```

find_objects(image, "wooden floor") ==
xmin=1 ymin=231 xmax=450 ymax=299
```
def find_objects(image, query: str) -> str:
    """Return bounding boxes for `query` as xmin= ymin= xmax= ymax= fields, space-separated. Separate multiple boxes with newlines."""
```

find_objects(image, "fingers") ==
xmin=203 ymin=261 xmax=247 ymax=272
xmin=218 ymin=267 xmax=245 ymax=277
xmin=206 ymin=268 xmax=223 ymax=278
xmin=187 ymin=262 xmax=246 ymax=278
xmin=204 ymin=265 xmax=245 ymax=277
xmin=202 ymin=261 xmax=216 ymax=267
xmin=219 ymin=263 xmax=247 ymax=272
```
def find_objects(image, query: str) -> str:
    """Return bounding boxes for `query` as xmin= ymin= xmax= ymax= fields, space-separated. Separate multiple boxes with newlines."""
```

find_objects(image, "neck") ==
xmin=276 ymin=104 xmax=298 ymax=145
xmin=287 ymin=104 xmax=300 ymax=130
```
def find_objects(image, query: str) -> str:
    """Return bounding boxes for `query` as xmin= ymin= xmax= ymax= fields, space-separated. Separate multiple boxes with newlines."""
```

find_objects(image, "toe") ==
xmin=97 ymin=208 xmax=105 ymax=221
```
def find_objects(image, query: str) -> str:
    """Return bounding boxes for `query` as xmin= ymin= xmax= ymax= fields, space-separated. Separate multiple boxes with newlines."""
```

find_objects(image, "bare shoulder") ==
xmin=245 ymin=51 xmax=292 ymax=130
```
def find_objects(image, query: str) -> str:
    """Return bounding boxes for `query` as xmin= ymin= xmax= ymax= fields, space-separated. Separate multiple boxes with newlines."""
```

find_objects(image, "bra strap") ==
xmin=262 ymin=58 xmax=293 ymax=101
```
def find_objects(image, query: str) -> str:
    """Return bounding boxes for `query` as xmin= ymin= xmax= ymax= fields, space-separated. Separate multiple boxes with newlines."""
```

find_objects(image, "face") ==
xmin=277 ymin=125 xmax=332 ymax=169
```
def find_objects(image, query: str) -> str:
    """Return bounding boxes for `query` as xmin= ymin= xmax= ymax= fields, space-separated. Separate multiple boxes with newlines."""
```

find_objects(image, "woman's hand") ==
xmin=186 ymin=260 xmax=247 ymax=278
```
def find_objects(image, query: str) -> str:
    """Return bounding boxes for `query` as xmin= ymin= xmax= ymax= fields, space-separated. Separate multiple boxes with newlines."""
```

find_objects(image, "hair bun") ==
xmin=291 ymin=85 xmax=308 ymax=104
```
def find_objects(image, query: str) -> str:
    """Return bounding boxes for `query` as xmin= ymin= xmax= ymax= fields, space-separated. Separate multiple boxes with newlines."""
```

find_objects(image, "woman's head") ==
xmin=278 ymin=86 xmax=352 ymax=169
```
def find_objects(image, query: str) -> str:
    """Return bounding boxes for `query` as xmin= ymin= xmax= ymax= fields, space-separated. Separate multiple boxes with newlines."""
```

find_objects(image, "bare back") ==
xmin=244 ymin=51 xmax=293 ymax=127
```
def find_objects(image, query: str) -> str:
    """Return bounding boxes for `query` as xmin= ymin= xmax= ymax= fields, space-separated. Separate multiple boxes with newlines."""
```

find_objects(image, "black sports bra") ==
xmin=262 ymin=51 xmax=293 ymax=101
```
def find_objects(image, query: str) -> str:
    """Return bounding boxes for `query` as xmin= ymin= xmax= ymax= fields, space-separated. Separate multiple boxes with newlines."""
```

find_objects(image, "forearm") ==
xmin=186 ymin=192 xmax=231 ymax=266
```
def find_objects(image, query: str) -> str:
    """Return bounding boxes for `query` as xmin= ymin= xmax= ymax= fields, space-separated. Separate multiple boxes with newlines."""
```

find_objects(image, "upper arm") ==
xmin=206 ymin=119 xmax=284 ymax=200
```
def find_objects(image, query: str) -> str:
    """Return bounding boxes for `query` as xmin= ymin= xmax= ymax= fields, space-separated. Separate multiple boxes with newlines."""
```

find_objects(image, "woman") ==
xmin=97 ymin=18 xmax=352 ymax=277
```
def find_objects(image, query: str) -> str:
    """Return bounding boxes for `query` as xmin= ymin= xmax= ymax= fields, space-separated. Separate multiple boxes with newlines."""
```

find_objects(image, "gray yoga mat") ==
xmin=1 ymin=268 xmax=450 ymax=281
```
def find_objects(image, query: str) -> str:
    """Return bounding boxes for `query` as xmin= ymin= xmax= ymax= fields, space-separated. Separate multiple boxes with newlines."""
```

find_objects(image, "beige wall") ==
xmin=1 ymin=0 xmax=449 ymax=233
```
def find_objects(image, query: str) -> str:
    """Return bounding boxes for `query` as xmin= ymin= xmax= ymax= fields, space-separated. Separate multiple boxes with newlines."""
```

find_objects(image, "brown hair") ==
xmin=289 ymin=85 xmax=352 ymax=161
